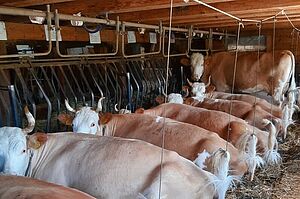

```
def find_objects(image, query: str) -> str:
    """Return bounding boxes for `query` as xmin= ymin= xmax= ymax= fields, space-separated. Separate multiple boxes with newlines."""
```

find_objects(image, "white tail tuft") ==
xmin=263 ymin=120 xmax=281 ymax=165
xmin=207 ymin=149 xmax=240 ymax=199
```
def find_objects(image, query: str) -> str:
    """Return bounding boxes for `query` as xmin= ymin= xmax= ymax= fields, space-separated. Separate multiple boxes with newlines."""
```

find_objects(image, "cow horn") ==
xmin=96 ymin=97 xmax=105 ymax=113
xmin=187 ymin=78 xmax=193 ymax=86
xmin=205 ymin=76 xmax=211 ymax=88
xmin=65 ymin=99 xmax=76 ymax=113
xmin=114 ymin=104 xmax=119 ymax=112
xmin=22 ymin=106 xmax=35 ymax=134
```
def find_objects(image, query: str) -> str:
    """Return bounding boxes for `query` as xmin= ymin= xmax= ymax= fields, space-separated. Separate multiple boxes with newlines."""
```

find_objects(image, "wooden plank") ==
xmin=3 ymin=22 xmax=152 ymax=43
xmin=51 ymin=0 xmax=237 ymax=15
xmin=2 ymin=0 xmax=75 ymax=7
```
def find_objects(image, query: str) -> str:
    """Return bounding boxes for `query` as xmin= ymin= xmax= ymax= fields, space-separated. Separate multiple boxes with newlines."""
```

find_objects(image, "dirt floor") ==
xmin=227 ymin=124 xmax=300 ymax=199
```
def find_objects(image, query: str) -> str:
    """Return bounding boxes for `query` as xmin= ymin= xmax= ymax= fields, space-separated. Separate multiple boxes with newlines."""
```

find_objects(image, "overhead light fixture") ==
xmin=70 ymin=12 xmax=83 ymax=27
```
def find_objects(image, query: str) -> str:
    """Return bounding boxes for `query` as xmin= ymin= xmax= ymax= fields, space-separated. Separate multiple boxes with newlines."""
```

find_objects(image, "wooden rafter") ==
xmin=2 ymin=0 xmax=75 ymax=7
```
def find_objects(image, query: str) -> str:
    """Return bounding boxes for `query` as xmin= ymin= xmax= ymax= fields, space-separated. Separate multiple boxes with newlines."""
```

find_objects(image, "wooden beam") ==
xmin=113 ymin=0 xmax=300 ymax=24
xmin=51 ymin=0 xmax=237 ymax=15
xmin=2 ymin=0 xmax=75 ymax=7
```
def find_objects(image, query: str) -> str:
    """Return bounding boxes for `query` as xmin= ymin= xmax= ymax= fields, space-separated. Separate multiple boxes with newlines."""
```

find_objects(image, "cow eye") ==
xmin=91 ymin=123 xmax=95 ymax=127
xmin=22 ymin=149 xmax=26 ymax=153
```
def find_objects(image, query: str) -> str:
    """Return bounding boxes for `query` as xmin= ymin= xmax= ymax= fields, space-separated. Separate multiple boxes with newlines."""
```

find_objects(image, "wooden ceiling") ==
xmin=1 ymin=0 xmax=300 ymax=32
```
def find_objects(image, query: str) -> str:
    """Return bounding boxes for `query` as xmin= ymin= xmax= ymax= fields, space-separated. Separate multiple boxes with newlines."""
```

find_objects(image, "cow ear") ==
xmin=57 ymin=114 xmax=74 ymax=126
xmin=135 ymin=108 xmax=145 ymax=114
xmin=100 ymin=113 xmax=113 ymax=125
xmin=27 ymin=133 xmax=48 ymax=150
xmin=155 ymin=96 xmax=165 ymax=105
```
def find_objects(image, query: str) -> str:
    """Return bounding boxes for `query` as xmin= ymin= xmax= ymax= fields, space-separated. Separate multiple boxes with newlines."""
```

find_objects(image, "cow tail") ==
xmin=286 ymin=50 xmax=296 ymax=93
xmin=262 ymin=119 xmax=282 ymax=165
xmin=236 ymin=132 xmax=264 ymax=181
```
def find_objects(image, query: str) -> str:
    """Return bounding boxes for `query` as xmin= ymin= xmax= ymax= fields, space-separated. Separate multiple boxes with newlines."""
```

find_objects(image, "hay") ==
xmin=226 ymin=124 xmax=300 ymax=199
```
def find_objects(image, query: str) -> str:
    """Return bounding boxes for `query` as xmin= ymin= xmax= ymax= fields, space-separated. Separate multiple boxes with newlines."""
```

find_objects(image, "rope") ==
xmin=282 ymin=10 xmax=300 ymax=32
xmin=226 ymin=22 xmax=243 ymax=151
xmin=270 ymin=17 xmax=276 ymax=119
xmin=159 ymin=0 xmax=173 ymax=197
xmin=251 ymin=22 xmax=261 ymax=135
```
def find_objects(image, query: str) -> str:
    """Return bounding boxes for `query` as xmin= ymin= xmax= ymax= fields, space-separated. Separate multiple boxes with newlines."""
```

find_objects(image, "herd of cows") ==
xmin=0 ymin=50 xmax=299 ymax=198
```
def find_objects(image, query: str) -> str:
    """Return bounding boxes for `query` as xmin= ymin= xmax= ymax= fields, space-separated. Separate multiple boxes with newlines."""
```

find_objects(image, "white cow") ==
xmin=1 ymin=128 xmax=229 ymax=199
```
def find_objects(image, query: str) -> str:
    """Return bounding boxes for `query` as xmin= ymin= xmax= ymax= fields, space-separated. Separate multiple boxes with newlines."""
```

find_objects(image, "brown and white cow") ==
xmin=1 ymin=130 xmax=229 ymax=199
xmin=208 ymin=91 xmax=282 ymax=119
xmin=185 ymin=97 xmax=283 ymax=134
xmin=135 ymin=103 xmax=280 ymax=166
xmin=190 ymin=51 xmax=296 ymax=105
xmin=0 ymin=175 xmax=96 ymax=199
xmin=59 ymin=104 xmax=258 ymax=179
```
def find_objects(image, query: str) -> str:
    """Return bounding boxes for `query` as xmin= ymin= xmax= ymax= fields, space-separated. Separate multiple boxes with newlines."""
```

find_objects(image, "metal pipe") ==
xmin=126 ymin=72 xmax=132 ymax=111
xmin=55 ymin=10 xmax=120 ymax=58
xmin=162 ymin=28 xmax=188 ymax=57
xmin=121 ymin=22 xmax=162 ymax=58
xmin=0 ymin=5 xmax=52 ymax=59
xmin=7 ymin=85 xmax=20 ymax=127
xmin=0 ymin=5 xmax=234 ymax=46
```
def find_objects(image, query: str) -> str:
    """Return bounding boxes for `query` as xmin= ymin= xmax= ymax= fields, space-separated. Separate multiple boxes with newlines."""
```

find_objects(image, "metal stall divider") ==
xmin=28 ymin=67 xmax=52 ymax=133
xmin=58 ymin=65 xmax=79 ymax=109
xmin=76 ymin=62 xmax=95 ymax=107
xmin=0 ymin=91 xmax=10 ymax=126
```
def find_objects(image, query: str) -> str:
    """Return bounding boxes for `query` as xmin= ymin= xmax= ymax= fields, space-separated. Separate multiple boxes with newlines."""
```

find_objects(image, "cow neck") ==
xmin=25 ymin=136 xmax=56 ymax=178
xmin=100 ymin=116 xmax=118 ymax=137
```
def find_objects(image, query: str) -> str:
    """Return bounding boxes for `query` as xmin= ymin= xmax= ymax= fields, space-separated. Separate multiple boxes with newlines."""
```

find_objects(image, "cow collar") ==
xmin=25 ymin=150 xmax=34 ymax=177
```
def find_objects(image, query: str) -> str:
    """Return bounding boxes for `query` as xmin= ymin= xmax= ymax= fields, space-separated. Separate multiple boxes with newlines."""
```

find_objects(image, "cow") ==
xmin=184 ymin=97 xmax=283 ymax=134
xmin=135 ymin=103 xmax=280 ymax=166
xmin=58 ymin=101 xmax=259 ymax=180
xmin=190 ymin=51 xmax=296 ymax=105
xmin=0 ymin=175 xmax=95 ymax=199
xmin=207 ymin=91 xmax=282 ymax=119
xmin=0 ymin=128 xmax=230 ymax=199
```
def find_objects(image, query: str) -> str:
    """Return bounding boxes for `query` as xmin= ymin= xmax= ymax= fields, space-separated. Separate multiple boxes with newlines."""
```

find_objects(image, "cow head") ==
xmin=187 ymin=76 xmax=211 ymax=101
xmin=167 ymin=93 xmax=184 ymax=104
xmin=155 ymin=92 xmax=184 ymax=105
xmin=190 ymin=53 xmax=205 ymax=81
xmin=58 ymin=98 xmax=105 ymax=134
xmin=0 ymin=107 xmax=46 ymax=176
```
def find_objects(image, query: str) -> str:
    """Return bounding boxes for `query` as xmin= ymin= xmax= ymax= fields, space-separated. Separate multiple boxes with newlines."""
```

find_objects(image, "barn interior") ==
xmin=0 ymin=0 xmax=300 ymax=198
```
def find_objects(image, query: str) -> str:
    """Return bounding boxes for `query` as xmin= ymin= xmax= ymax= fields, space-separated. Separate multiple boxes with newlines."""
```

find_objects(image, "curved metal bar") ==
xmin=76 ymin=64 xmax=95 ymax=106
xmin=28 ymin=68 xmax=52 ymax=133
xmin=66 ymin=65 xmax=86 ymax=104
xmin=0 ymin=5 xmax=52 ymax=59
xmin=83 ymin=23 xmax=105 ymax=33
xmin=87 ymin=64 xmax=104 ymax=98
xmin=121 ymin=22 xmax=162 ymax=58
xmin=57 ymin=66 xmax=78 ymax=108
xmin=55 ymin=10 xmax=120 ymax=58
xmin=14 ymin=68 xmax=36 ymax=119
